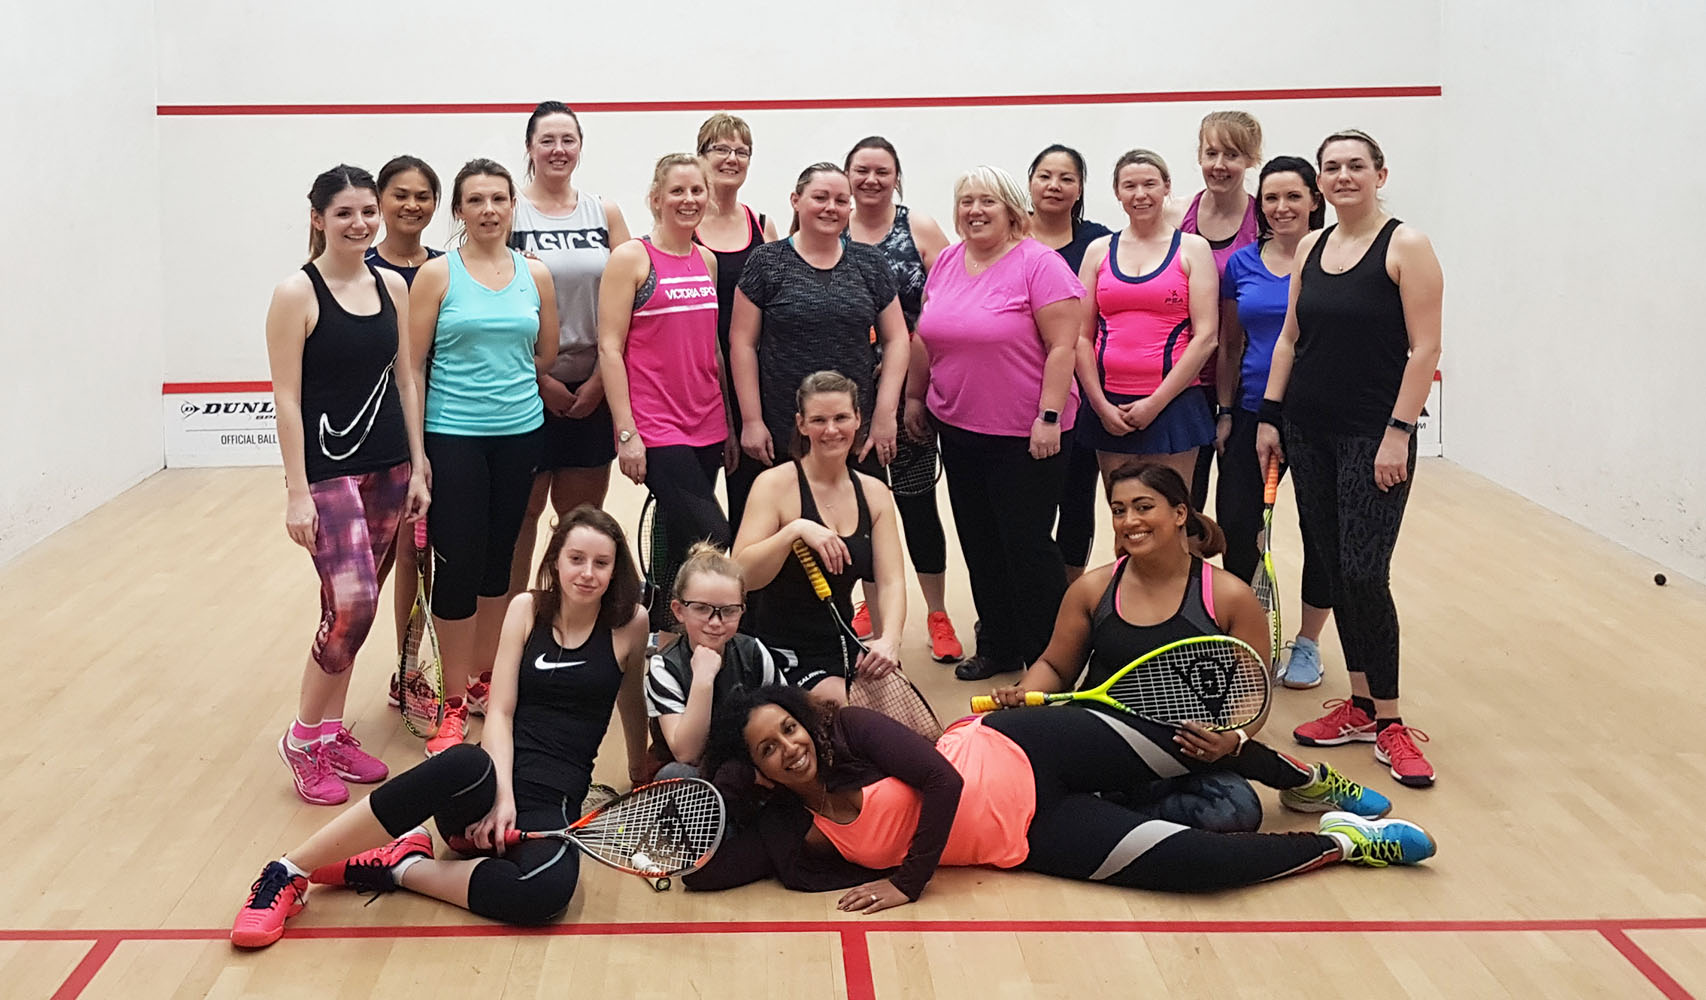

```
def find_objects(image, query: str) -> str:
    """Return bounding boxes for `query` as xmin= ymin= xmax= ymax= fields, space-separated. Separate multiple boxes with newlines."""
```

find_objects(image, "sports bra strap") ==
xmin=1201 ymin=560 xmax=1216 ymax=620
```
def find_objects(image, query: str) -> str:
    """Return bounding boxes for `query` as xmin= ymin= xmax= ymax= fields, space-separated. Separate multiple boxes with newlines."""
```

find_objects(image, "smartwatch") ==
xmin=1386 ymin=417 xmax=1417 ymax=434
xmin=1039 ymin=409 xmax=1061 ymax=425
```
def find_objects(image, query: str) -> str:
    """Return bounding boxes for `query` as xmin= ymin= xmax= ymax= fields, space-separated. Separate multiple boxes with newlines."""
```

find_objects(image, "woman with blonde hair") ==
xmin=598 ymin=153 xmax=731 ymax=625
xmin=910 ymin=165 xmax=1084 ymax=681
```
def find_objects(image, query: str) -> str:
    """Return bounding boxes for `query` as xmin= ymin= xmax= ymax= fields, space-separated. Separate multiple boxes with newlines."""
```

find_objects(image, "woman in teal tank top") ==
xmin=406 ymin=158 xmax=559 ymax=757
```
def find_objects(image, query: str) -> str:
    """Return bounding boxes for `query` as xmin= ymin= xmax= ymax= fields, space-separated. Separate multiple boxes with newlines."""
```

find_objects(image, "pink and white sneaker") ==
xmin=322 ymin=725 xmax=389 ymax=784
xmin=278 ymin=734 xmax=347 ymax=805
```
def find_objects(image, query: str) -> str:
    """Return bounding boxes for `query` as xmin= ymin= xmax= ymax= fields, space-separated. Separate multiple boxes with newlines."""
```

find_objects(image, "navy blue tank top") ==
xmin=1083 ymin=556 xmax=1219 ymax=689
xmin=511 ymin=617 xmax=624 ymax=799
xmin=748 ymin=463 xmax=874 ymax=664
xmin=298 ymin=263 xmax=409 ymax=483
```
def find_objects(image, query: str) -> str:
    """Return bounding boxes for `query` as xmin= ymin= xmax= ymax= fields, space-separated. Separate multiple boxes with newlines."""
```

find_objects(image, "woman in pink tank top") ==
xmin=1076 ymin=149 xmax=1220 ymax=492
xmin=598 ymin=153 xmax=733 ymax=635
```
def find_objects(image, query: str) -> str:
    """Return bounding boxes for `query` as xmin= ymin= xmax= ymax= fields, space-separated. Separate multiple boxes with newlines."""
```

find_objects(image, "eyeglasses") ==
xmin=704 ymin=144 xmax=752 ymax=160
xmin=681 ymin=600 xmax=746 ymax=622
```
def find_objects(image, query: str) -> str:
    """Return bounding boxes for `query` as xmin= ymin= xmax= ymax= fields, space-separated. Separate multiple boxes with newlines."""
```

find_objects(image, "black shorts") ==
xmin=538 ymin=379 xmax=616 ymax=471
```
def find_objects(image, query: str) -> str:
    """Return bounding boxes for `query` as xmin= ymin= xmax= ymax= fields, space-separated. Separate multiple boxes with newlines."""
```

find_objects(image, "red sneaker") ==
xmin=230 ymin=861 xmax=307 ymax=948
xmin=310 ymin=828 xmax=433 ymax=889
xmin=850 ymin=602 xmax=874 ymax=641
xmin=1293 ymin=698 xmax=1377 ymax=747
xmin=1375 ymin=724 xmax=1435 ymax=787
xmin=465 ymin=671 xmax=493 ymax=717
xmin=927 ymin=611 xmax=963 ymax=662
xmin=424 ymin=696 xmax=468 ymax=757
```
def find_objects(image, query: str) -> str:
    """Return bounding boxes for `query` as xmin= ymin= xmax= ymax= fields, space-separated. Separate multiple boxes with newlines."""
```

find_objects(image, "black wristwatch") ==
xmin=1039 ymin=409 xmax=1061 ymax=425
xmin=1216 ymin=405 xmax=1235 ymax=418
xmin=1386 ymin=416 xmax=1417 ymax=434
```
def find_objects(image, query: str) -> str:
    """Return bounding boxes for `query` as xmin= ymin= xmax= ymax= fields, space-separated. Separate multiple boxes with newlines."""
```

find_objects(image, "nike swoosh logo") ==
xmin=535 ymin=654 xmax=587 ymax=671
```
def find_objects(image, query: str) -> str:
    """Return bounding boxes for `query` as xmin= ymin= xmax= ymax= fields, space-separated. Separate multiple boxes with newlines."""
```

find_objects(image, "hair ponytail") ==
xmin=1186 ymin=511 xmax=1226 ymax=559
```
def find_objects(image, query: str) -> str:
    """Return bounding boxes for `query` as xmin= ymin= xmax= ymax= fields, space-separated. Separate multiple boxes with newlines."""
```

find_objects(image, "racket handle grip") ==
xmin=790 ymin=539 xmax=833 ymax=599
xmin=969 ymin=691 xmax=1046 ymax=713
xmin=413 ymin=519 xmax=428 ymax=550
xmin=445 ymin=830 xmax=523 ymax=852
xmin=1263 ymin=456 xmax=1281 ymax=503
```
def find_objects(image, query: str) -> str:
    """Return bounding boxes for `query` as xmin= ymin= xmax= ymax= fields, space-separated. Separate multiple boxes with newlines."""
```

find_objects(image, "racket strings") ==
xmin=886 ymin=436 xmax=940 ymax=497
xmin=850 ymin=670 xmax=944 ymax=742
xmin=1106 ymin=644 xmax=1269 ymax=727
xmin=575 ymin=781 xmax=724 ymax=876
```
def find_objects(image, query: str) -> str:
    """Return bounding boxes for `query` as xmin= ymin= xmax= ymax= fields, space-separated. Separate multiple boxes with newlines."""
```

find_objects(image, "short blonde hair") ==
xmin=696 ymin=113 xmax=752 ymax=153
xmin=1198 ymin=110 xmax=1263 ymax=163
xmin=951 ymin=165 xmax=1031 ymax=240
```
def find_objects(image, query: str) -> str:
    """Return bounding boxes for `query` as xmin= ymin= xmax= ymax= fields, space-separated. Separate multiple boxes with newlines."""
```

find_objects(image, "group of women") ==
xmin=238 ymin=100 xmax=1444 ymax=945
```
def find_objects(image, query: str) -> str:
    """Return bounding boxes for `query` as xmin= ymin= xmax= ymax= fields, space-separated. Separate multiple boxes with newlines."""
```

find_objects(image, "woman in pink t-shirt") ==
xmin=910 ymin=166 xmax=1084 ymax=682
xmin=598 ymin=153 xmax=732 ymax=636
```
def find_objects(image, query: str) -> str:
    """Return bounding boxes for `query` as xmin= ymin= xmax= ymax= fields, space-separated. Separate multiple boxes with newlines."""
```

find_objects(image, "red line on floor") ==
xmin=49 ymin=936 xmax=120 ymax=1000
xmin=840 ymin=929 xmax=876 ymax=1000
xmin=1602 ymin=929 xmax=1696 ymax=1000
xmin=9 ymin=916 xmax=1706 ymax=943
xmin=156 ymin=85 xmax=1441 ymax=117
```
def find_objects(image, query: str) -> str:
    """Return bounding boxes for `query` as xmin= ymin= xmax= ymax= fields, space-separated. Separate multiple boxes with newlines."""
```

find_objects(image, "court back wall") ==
xmin=0 ymin=1 xmax=164 ymax=564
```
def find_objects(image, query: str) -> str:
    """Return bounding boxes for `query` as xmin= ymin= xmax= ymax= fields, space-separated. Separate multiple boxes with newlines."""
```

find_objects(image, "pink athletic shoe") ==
xmin=322 ymin=725 xmax=389 ymax=784
xmin=1292 ymin=698 xmax=1378 ymax=747
xmin=278 ymin=735 xmax=347 ymax=805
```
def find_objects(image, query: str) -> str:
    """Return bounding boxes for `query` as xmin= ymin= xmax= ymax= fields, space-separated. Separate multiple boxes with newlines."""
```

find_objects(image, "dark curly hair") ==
xmin=704 ymin=685 xmax=839 ymax=801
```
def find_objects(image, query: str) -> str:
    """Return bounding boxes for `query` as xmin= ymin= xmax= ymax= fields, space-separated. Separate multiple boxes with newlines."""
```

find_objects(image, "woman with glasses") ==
xmin=645 ymin=543 xmax=790 ymax=779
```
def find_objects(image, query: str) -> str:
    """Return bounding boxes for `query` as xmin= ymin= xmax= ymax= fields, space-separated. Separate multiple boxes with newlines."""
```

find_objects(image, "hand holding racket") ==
xmin=970 ymin=635 xmax=1271 ymax=731
xmin=793 ymin=521 xmax=851 ymax=576
xmin=446 ymin=778 xmax=726 ymax=889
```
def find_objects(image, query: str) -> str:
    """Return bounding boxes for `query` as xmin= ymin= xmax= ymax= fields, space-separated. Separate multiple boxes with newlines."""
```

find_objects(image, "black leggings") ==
xmin=1215 ymin=410 xmax=1331 ymax=608
xmin=1189 ymin=387 xmax=1217 ymax=511
xmin=936 ymin=421 xmax=1068 ymax=665
xmin=425 ymin=429 xmax=543 ymax=620
xmin=368 ymin=744 xmax=582 ymax=925
xmin=1282 ymin=420 xmax=1417 ymax=700
xmin=983 ymin=707 xmax=1334 ymax=892
xmin=1055 ymin=414 xmax=1102 ymax=570
xmin=647 ymin=443 xmax=731 ymax=630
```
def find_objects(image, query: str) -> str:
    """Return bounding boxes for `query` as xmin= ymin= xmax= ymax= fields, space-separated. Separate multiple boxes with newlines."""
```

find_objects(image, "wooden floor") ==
xmin=3 ymin=460 xmax=1703 ymax=999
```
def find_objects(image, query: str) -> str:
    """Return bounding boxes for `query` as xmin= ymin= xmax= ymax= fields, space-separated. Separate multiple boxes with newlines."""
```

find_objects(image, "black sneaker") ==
xmin=955 ymin=655 xmax=1021 ymax=681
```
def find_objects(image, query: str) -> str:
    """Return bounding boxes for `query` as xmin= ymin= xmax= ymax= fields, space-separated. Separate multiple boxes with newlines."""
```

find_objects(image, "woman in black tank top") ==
xmin=231 ymin=509 xmax=652 ymax=948
xmin=262 ymin=165 xmax=429 ymax=808
xmin=733 ymin=371 xmax=908 ymax=702
xmin=1252 ymin=131 xmax=1444 ymax=789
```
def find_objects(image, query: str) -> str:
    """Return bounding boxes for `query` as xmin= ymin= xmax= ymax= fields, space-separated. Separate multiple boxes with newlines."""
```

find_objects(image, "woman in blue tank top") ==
xmin=264 ymin=164 xmax=429 ymax=807
xmin=407 ymin=159 xmax=559 ymax=758
xmin=984 ymin=464 xmax=1390 ymax=830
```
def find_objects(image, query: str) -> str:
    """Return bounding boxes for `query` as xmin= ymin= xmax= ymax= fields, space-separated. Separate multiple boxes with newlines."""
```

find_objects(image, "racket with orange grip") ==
xmin=1252 ymin=456 xmax=1283 ymax=674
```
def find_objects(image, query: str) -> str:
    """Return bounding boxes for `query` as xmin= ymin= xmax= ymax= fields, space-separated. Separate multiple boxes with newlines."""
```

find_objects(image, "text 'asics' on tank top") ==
xmin=510 ymin=192 xmax=610 ymax=383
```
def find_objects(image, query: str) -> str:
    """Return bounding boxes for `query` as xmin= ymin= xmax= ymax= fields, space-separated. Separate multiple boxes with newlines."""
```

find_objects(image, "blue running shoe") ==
xmin=1321 ymin=811 xmax=1436 ymax=867
xmin=1280 ymin=764 xmax=1391 ymax=818
xmin=1281 ymin=635 xmax=1323 ymax=689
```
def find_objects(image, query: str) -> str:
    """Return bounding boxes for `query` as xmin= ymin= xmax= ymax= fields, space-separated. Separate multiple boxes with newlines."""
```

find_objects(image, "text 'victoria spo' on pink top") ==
xmin=914 ymin=239 xmax=1084 ymax=438
xmin=625 ymin=239 xmax=725 ymax=448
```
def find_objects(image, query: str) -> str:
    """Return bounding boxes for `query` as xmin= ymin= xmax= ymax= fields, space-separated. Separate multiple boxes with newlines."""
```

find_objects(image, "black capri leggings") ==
xmin=1055 ymin=411 xmax=1102 ymax=569
xmin=647 ymin=443 xmax=732 ymax=630
xmin=1215 ymin=410 xmax=1331 ymax=608
xmin=368 ymin=744 xmax=582 ymax=925
xmin=1282 ymin=419 xmax=1417 ymax=701
xmin=982 ymin=707 xmax=1336 ymax=892
xmin=425 ymin=429 xmax=544 ymax=620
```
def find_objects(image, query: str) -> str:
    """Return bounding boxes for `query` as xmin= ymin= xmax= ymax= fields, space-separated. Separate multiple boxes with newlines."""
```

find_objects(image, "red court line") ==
xmin=157 ymin=85 xmax=1441 ymax=117
xmin=13 ymin=916 xmax=1706 ymax=942
xmin=1602 ymin=929 xmax=1697 ymax=1000
xmin=840 ymin=929 xmax=877 ymax=1000
xmin=49 ymin=936 xmax=119 ymax=1000
xmin=163 ymin=381 xmax=272 ymax=394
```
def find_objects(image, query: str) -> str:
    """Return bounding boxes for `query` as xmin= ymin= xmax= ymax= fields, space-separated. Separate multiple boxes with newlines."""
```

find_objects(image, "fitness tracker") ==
xmin=1386 ymin=417 xmax=1417 ymax=434
xmin=1039 ymin=409 xmax=1060 ymax=425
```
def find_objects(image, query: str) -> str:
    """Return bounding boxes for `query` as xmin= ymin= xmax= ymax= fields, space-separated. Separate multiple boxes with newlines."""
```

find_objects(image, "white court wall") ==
xmin=0 ymin=3 xmax=164 ymax=563
xmin=153 ymin=0 xmax=1442 ymax=381
xmin=1438 ymin=2 xmax=1705 ymax=582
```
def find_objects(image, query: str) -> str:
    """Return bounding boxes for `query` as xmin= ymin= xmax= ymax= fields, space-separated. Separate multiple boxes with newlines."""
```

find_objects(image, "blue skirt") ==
xmin=1077 ymin=386 xmax=1214 ymax=455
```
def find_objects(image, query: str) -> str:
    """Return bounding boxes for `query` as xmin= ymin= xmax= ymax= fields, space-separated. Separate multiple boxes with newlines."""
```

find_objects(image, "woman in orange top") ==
xmin=685 ymin=685 xmax=1436 ymax=910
